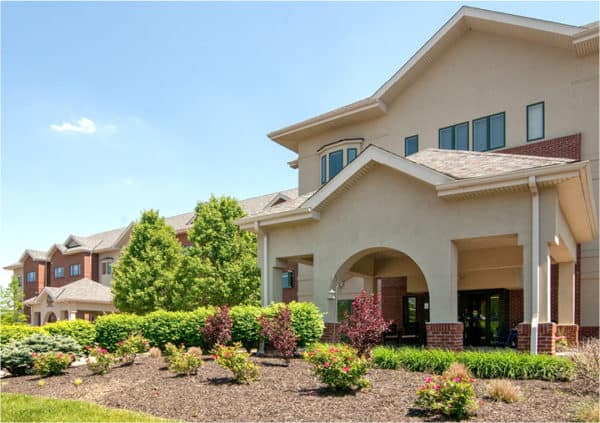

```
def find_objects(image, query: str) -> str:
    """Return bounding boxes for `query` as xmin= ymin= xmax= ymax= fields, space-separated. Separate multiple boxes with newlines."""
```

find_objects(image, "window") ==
xmin=321 ymin=155 xmax=327 ymax=185
xmin=403 ymin=296 xmax=418 ymax=329
xmin=101 ymin=260 xmax=113 ymax=275
xmin=347 ymin=148 xmax=357 ymax=164
xmin=70 ymin=264 xmax=81 ymax=277
xmin=439 ymin=122 xmax=469 ymax=150
xmin=281 ymin=271 xmax=294 ymax=289
xmin=26 ymin=271 xmax=36 ymax=282
xmin=473 ymin=112 xmax=505 ymax=152
xmin=527 ymin=102 xmax=544 ymax=141
xmin=17 ymin=276 xmax=23 ymax=288
xmin=328 ymin=150 xmax=343 ymax=180
xmin=405 ymin=135 xmax=418 ymax=156
xmin=54 ymin=266 xmax=64 ymax=279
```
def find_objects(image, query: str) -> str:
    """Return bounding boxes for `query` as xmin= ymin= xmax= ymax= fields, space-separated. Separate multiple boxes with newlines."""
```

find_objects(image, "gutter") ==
xmin=528 ymin=176 xmax=539 ymax=355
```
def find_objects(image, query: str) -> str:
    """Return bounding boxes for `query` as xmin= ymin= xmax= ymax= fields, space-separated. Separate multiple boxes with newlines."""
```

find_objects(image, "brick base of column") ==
xmin=557 ymin=324 xmax=579 ymax=349
xmin=517 ymin=322 xmax=558 ymax=354
xmin=517 ymin=323 xmax=531 ymax=352
xmin=321 ymin=323 xmax=341 ymax=343
xmin=426 ymin=323 xmax=464 ymax=351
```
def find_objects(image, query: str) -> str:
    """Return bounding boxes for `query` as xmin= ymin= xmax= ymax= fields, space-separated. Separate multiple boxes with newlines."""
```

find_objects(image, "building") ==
xmin=3 ymin=189 xmax=298 ymax=325
xmin=235 ymin=7 xmax=599 ymax=354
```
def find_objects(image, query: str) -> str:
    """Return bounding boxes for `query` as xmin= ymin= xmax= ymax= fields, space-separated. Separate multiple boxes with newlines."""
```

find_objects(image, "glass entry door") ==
xmin=459 ymin=290 xmax=508 ymax=346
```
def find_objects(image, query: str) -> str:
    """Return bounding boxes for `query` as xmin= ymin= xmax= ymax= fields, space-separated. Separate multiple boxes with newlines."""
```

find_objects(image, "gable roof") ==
xmin=5 ymin=189 xmax=300 ymax=269
xmin=24 ymin=278 xmax=113 ymax=305
xmin=236 ymin=146 xmax=596 ymax=241
xmin=268 ymin=6 xmax=599 ymax=151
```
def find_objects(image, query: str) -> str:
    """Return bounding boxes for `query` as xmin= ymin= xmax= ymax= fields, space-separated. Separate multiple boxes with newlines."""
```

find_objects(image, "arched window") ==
xmin=318 ymin=138 xmax=363 ymax=185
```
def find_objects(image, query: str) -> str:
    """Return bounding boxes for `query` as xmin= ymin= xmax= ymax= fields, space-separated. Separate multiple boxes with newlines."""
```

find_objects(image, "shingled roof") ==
xmin=24 ymin=278 xmax=113 ymax=305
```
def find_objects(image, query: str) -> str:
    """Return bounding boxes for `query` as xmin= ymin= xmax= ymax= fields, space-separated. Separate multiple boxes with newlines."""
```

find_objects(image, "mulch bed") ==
xmin=1 ymin=355 xmax=592 ymax=422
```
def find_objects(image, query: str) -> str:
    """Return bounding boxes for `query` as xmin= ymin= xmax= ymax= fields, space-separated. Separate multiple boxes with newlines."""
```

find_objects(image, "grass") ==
xmin=371 ymin=346 xmax=575 ymax=381
xmin=574 ymin=400 xmax=600 ymax=422
xmin=0 ymin=393 xmax=172 ymax=422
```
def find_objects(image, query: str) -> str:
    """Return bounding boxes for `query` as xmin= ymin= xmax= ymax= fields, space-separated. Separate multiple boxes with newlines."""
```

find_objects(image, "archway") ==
xmin=44 ymin=311 xmax=57 ymax=324
xmin=331 ymin=247 xmax=430 ymax=345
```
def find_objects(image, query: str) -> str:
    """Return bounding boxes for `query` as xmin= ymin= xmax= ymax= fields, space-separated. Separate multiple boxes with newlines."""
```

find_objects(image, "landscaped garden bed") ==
xmin=1 ymin=353 xmax=593 ymax=422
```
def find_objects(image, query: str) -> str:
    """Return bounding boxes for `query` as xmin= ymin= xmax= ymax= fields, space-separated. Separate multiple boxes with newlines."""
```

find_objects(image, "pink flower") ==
xmin=424 ymin=377 xmax=433 ymax=383
xmin=225 ymin=351 xmax=231 ymax=358
xmin=469 ymin=378 xmax=474 ymax=383
xmin=323 ymin=362 xmax=330 ymax=368
xmin=332 ymin=357 xmax=337 ymax=362
xmin=57 ymin=353 xmax=63 ymax=358
xmin=342 ymin=367 xmax=349 ymax=373
xmin=211 ymin=354 xmax=217 ymax=360
xmin=453 ymin=377 xmax=461 ymax=383
xmin=434 ymin=385 xmax=440 ymax=390
xmin=31 ymin=353 xmax=37 ymax=357
xmin=117 ymin=341 xmax=123 ymax=346
xmin=329 ymin=347 xmax=335 ymax=353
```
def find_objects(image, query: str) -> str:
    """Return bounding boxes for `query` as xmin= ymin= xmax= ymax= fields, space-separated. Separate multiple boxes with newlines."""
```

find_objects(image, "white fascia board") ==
xmin=235 ymin=208 xmax=319 ymax=231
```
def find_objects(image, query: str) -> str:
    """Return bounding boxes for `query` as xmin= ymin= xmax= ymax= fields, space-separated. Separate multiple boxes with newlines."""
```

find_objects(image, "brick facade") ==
xmin=499 ymin=133 xmax=581 ymax=160
xmin=49 ymin=250 xmax=94 ymax=287
xmin=557 ymin=324 xmax=579 ymax=348
xmin=22 ymin=256 xmax=46 ymax=300
xmin=282 ymin=262 xmax=299 ymax=304
xmin=580 ymin=327 xmax=600 ymax=339
xmin=508 ymin=289 xmax=523 ymax=329
xmin=322 ymin=323 xmax=342 ymax=343
xmin=517 ymin=322 xmax=557 ymax=354
xmin=176 ymin=232 xmax=192 ymax=247
xmin=426 ymin=323 xmax=464 ymax=351
xmin=381 ymin=277 xmax=407 ymax=327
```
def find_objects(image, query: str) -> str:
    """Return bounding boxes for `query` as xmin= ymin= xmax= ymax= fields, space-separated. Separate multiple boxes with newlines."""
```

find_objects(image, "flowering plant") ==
xmin=165 ymin=343 xmax=203 ymax=376
xmin=414 ymin=372 xmax=478 ymax=420
xmin=32 ymin=351 xmax=74 ymax=376
xmin=211 ymin=342 xmax=258 ymax=383
xmin=303 ymin=344 xmax=370 ymax=390
xmin=115 ymin=333 xmax=149 ymax=365
xmin=85 ymin=344 xmax=113 ymax=375
xmin=258 ymin=305 xmax=297 ymax=365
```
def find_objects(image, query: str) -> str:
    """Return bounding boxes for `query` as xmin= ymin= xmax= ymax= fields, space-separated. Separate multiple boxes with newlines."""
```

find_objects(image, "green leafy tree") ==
xmin=112 ymin=210 xmax=188 ymax=314
xmin=0 ymin=275 xmax=26 ymax=324
xmin=181 ymin=196 xmax=260 ymax=307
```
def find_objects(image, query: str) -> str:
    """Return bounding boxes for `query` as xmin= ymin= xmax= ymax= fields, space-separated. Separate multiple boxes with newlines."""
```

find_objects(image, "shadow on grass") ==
xmin=259 ymin=361 xmax=290 ymax=368
xmin=297 ymin=387 xmax=359 ymax=397
xmin=406 ymin=407 xmax=447 ymax=421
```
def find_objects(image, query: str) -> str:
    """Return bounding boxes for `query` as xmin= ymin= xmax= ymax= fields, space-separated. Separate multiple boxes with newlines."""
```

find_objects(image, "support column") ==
xmin=426 ymin=242 xmax=463 ymax=351
xmin=557 ymin=261 xmax=578 ymax=348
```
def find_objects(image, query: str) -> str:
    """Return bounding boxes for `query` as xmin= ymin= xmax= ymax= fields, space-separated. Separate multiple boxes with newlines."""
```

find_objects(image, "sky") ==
xmin=1 ymin=1 xmax=598 ymax=286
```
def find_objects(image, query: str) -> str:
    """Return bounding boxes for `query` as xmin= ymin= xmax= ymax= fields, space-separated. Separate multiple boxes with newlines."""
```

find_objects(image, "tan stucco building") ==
xmin=236 ymin=7 xmax=599 ymax=354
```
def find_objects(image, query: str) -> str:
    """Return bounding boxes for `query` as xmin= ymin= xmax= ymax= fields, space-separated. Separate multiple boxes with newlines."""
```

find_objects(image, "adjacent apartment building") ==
xmin=3 ymin=190 xmax=297 ymax=325
xmin=235 ymin=7 xmax=599 ymax=354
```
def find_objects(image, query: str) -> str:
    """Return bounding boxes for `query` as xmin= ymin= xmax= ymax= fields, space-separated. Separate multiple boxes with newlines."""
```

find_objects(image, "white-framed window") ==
xmin=527 ymin=102 xmax=544 ymax=141
xmin=26 ymin=271 xmax=36 ymax=282
xmin=70 ymin=263 xmax=81 ymax=277
xmin=101 ymin=259 xmax=113 ymax=275
xmin=17 ymin=275 xmax=23 ymax=287
xmin=54 ymin=266 xmax=65 ymax=279
xmin=319 ymin=139 xmax=363 ymax=185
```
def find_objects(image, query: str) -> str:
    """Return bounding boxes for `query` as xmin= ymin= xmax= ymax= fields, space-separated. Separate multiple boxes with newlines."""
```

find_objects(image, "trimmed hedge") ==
xmin=371 ymin=346 xmax=574 ymax=381
xmin=0 ymin=325 xmax=48 ymax=346
xmin=45 ymin=319 xmax=96 ymax=348
xmin=93 ymin=302 xmax=324 ymax=351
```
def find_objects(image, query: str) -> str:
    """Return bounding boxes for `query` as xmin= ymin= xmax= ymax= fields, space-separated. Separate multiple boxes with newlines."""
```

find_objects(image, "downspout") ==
xmin=528 ymin=176 xmax=539 ymax=355
xmin=255 ymin=222 xmax=268 ymax=356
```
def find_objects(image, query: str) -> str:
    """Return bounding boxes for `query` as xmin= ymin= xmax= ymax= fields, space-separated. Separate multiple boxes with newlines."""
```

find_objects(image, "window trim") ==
xmin=404 ymin=135 xmax=419 ymax=156
xmin=54 ymin=266 xmax=65 ymax=279
xmin=26 ymin=271 xmax=36 ymax=283
xmin=438 ymin=121 xmax=469 ymax=150
xmin=347 ymin=147 xmax=358 ymax=164
xmin=527 ymin=101 xmax=545 ymax=142
xmin=328 ymin=149 xmax=344 ymax=180
xmin=320 ymin=155 xmax=327 ymax=185
xmin=472 ymin=111 xmax=506 ymax=152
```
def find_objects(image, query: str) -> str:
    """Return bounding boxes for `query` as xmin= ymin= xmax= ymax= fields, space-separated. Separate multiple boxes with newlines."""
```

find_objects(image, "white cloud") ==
xmin=50 ymin=117 xmax=97 ymax=134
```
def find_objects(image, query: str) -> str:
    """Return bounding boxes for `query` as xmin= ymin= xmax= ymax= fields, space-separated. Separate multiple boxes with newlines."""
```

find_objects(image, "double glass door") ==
xmin=459 ymin=290 xmax=508 ymax=346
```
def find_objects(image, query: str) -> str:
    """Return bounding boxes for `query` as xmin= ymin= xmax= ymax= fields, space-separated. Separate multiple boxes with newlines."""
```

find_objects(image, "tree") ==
xmin=0 ymin=275 xmax=26 ymax=324
xmin=112 ymin=209 xmax=189 ymax=314
xmin=339 ymin=290 xmax=390 ymax=358
xmin=181 ymin=196 xmax=260 ymax=307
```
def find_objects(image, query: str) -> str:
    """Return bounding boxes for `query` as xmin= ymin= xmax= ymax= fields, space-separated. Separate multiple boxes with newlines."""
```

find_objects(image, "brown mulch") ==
xmin=1 ymin=355 xmax=592 ymax=422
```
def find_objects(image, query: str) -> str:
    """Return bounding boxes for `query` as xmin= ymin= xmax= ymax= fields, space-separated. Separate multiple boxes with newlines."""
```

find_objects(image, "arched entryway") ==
xmin=331 ymin=247 xmax=430 ymax=345
xmin=44 ymin=311 xmax=57 ymax=324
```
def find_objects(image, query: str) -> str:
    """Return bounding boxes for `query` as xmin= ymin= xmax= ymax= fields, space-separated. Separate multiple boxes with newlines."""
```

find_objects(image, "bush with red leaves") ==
xmin=339 ymin=290 xmax=390 ymax=358
xmin=259 ymin=306 xmax=297 ymax=365
xmin=200 ymin=306 xmax=232 ymax=349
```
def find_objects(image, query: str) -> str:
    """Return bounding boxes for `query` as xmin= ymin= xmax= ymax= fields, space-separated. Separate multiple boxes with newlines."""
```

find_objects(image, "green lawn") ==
xmin=0 ymin=393 xmax=172 ymax=422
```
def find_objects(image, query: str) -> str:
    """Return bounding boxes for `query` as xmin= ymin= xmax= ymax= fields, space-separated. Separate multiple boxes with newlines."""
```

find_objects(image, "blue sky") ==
xmin=1 ymin=1 xmax=598 ymax=285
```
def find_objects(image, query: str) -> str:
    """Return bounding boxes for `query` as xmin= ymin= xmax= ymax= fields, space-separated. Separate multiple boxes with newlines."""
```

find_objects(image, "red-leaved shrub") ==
xmin=339 ymin=290 xmax=390 ymax=358
xmin=259 ymin=305 xmax=297 ymax=365
xmin=200 ymin=306 xmax=232 ymax=349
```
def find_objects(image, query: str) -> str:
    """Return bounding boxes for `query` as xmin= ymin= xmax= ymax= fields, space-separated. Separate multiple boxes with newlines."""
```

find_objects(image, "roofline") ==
xmin=267 ymin=6 xmax=594 ymax=150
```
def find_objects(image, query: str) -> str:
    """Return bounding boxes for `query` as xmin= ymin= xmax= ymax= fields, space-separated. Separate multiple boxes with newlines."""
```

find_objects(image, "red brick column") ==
xmin=321 ymin=323 xmax=341 ymax=343
xmin=517 ymin=323 xmax=531 ymax=352
xmin=557 ymin=324 xmax=579 ymax=349
xmin=538 ymin=323 xmax=557 ymax=355
xmin=426 ymin=323 xmax=463 ymax=351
